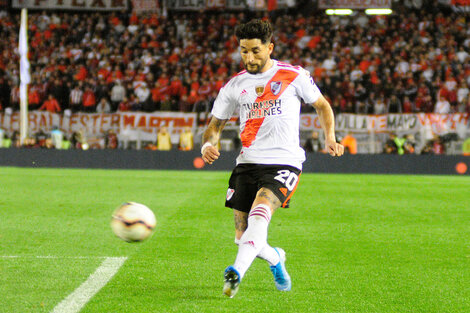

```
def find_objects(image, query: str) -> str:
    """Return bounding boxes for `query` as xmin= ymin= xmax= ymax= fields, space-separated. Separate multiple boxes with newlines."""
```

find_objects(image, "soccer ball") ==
xmin=111 ymin=202 xmax=156 ymax=242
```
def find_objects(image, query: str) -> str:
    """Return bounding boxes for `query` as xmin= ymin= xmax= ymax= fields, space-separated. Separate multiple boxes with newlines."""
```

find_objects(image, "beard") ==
xmin=243 ymin=57 xmax=269 ymax=74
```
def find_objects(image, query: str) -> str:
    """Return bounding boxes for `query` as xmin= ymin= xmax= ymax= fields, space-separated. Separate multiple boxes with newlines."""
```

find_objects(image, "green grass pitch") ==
xmin=0 ymin=167 xmax=469 ymax=313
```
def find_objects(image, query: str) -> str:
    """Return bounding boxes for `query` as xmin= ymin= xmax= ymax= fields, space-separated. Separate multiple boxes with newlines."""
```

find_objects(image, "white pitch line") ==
xmin=0 ymin=255 xmax=110 ymax=259
xmin=50 ymin=257 xmax=127 ymax=313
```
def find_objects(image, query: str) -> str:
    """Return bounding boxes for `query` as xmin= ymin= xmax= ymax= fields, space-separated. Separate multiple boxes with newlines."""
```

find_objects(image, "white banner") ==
xmin=0 ymin=112 xmax=468 ymax=139
xmin=318 ymin=0 xmax=391 ymax=9
xmin=166 ymin=0 xmax=257 ymax=10
xmin=0 ymin=111 xmax=196 ymax=136
xmin=132 ymin=0 xmax=159 ymax=13
xmin=300 ymin=113 xmax=470 ymax=136
xmin=12 ymin=0 xmax=128 ymax=10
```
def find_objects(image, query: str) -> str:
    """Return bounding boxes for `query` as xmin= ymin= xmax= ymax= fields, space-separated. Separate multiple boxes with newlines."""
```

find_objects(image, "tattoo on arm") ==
xmin=202 ymin=117 xmax=228 ymax=146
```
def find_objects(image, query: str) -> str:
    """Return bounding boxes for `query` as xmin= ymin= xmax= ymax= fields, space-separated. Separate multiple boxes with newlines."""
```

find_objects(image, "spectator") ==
xmin=363 ymin=92 xmax=376 ymax=115
xmin=39 ymin=94 xmax=61 ymax=113
xmin=96 ymin=98 xmax=112 ymax=113
xmin=118 ymin=96 xmax=131 ymax=112
xmin=156 ymin=127 xmax=172 ymax=150
xmin=104 ymin=129 xmax=118 ymax=149
xmin=50 ymin=78 xmax=69 ymax=110
xmin=383 ymin=133 xmax=398 ymax=154
xmin=341 ymin=133 xmax=358 ymax=154
xmin=34 ymin=129 xmax=48 ymax=148
xmin=110 ymin=80 xmax=126 ymax=111
xmin=69 ymin=83 xmax=84 ymax=113
xmin=303 ymin=131 xmax=323 ymax=153
xmin=387 ymin=94 xmax=402 ymax=113
xmin=404 ymin=134 xmax=416 ymax=154
xmin=178 ymin=126 xmax=194 ymax=151
xmin=82 ymin=87 xmax=96 ymax=112
xmin=50 ymin=126 xmax=63 ymax=149
xmin=28 ymin=82 xmax=42 ymax=110
xmin=432 ymin=135 xmax=446 ymax=154
xmin=373 ymin=94 xmax=387 ymax=114
xmin=434 ymin=95 xmax=451 ymax=114
xmin=135 ymin=83 xmax=151 ymax=111
xmin=457 ymin=81 xmax=469 ymax=105
xmin=402 ymin=96 xmax=414 ymax=113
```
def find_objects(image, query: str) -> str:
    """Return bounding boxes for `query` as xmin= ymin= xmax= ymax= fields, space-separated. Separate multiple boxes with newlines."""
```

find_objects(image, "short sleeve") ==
xmin=295 ymin=68 xmax=322 ymax=104
xmin=211 ymin=81 xmax=237 ymax=120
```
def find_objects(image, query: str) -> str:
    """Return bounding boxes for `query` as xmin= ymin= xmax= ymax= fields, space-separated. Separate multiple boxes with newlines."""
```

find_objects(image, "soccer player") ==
xmin=201 ymin=19 xmax=344 ymax=298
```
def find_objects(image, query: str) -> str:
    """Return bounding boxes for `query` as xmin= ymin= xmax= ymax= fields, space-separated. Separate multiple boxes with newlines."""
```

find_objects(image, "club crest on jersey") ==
xmin=226 ymin=188 xmax=235 ymax=201
xmin=255 ymin=85 xmax=264 ymax=97
xmin=270 ymin=81 xmax=282 ymax=95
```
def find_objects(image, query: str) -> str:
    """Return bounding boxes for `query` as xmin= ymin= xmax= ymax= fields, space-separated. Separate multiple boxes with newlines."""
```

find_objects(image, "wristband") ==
xmin=201 ymin=142 xmax=213 ymax=155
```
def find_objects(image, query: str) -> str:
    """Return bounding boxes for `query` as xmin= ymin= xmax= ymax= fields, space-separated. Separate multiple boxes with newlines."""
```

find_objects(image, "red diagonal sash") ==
xmin=240 ymin=69 xmax=299 ymax=148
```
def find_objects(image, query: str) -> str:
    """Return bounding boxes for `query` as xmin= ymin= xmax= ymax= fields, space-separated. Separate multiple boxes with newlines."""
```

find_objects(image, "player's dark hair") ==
xmin=235 ymin=19 xmax=273 ymax=44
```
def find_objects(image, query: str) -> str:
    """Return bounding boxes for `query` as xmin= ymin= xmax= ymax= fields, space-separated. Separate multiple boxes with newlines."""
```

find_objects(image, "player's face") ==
xmin=239 ymin=39 xmax=274 ymax=74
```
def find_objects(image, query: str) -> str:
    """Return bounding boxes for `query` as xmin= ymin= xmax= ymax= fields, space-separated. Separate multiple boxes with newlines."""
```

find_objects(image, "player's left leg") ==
xmin=249 ymin=189 xmax=291 ymax=291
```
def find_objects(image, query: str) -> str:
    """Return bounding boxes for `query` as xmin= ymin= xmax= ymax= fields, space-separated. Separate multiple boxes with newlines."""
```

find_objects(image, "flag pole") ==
xmin=19 ymin=8 xmax=31 ymax=146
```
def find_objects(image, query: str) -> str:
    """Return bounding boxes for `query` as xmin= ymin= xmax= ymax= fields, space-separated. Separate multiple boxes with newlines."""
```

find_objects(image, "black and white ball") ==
xmin=111 ymin=202 xmax=156 ymax=242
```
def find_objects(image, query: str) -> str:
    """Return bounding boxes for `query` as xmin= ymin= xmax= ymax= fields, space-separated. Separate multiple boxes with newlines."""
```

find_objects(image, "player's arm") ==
xmin=312 ymin=95 xmax=344 ymax=157
xmin=201 ymin=116 xmax=228 ymax=164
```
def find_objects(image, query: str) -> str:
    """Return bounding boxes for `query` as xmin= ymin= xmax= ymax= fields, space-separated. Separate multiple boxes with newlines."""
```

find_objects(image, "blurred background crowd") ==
xmin=0 ymin=2 xmax=469 ymax=115
xmin=0 ymin=0 xmax=469 ymax=154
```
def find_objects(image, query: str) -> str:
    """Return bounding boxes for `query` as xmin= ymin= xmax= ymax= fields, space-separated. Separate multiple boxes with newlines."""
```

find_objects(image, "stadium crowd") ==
xmin=0 ymin=4 xmax=469 ymax=116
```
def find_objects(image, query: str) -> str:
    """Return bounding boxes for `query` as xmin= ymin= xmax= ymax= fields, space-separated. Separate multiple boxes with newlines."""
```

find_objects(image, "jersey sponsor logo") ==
xmin=242 ymin=99 xmax=282 ymax=119
xmin=279 ymin=187 xmax=288 ymax=197
xmin=255 ymin=85 xmax=264 ymax=96
xmin=226 ymin=188 xmax=235 ymax=201
xmin=270 ymin=81 xmax=282 ymax=95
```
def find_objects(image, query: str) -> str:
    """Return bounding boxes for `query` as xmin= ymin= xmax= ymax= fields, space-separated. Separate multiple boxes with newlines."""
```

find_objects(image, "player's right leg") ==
xmin=232 ymin=200 xmax=287 ymax=293
xmin=231 ymin=202 xmax=273 ymax=279
xmin=234 ymin=210 xmax=280 ymax=268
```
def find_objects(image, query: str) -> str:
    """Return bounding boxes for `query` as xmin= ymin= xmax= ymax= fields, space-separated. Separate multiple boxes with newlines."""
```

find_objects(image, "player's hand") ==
xmin=325 ymin=138 xmax=344 ymax=157
xmin=202 ymin=145 xmax=220 ymax=164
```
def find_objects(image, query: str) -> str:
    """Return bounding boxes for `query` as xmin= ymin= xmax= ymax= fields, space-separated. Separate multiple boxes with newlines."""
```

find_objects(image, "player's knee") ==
xmin=248 ymin=204 xmax=272 ymax=224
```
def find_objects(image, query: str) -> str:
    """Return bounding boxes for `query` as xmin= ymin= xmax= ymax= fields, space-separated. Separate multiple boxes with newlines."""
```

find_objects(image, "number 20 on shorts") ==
xmin=274 ymin=170 xmax=299 ymax=191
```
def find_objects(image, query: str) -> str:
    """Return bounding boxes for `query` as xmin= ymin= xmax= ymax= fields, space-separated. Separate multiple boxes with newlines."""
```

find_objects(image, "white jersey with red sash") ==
xmin=211 ymin=60 xmax=322 ymax=170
